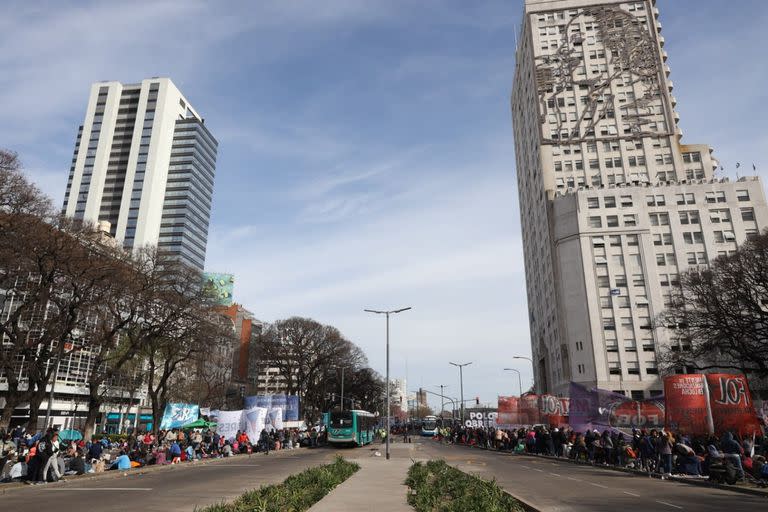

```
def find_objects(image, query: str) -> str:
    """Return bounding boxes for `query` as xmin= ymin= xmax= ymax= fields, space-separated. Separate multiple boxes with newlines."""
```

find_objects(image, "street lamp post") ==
xmin=513 ymin=355 xmax=534 ymax=393
xmin=336 ymin=366 xmax=349 ymax=411
xmin=449 ymin=362 xmax=472 ymax=423
xmin=503 ymin=368 xmax=523 ymax=397
xmin=433 ymin=385 xmax=448 ymax=422
xmin=365 ymin=306 xmax=411 ymax=461
xmin=44 ymin=361 xmax=61 ymax=429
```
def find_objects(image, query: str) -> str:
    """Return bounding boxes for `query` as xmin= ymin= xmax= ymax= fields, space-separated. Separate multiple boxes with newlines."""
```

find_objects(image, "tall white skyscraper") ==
xmin=511 ymin=0 xmax=768 ymax=398
xmin=64 ymin=78 xmax=217 ymax=271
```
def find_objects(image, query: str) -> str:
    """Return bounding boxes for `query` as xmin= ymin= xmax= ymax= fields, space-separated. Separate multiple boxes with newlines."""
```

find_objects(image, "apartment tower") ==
xmin=63 ymin=78 xmax=217 ymax=271
xmin=511 ymin=0 xmax=768 ymax=398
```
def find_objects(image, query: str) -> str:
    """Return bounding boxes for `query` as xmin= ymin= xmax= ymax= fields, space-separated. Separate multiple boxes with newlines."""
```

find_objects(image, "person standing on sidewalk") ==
xmin=260 ymin=429 xmax=270 ymax=455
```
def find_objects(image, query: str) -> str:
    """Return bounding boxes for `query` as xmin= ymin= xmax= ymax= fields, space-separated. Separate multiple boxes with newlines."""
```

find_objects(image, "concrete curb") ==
xmin=448 ymin=441 xmax=768 ymax=500
xmin=0 ymin=446 xmax=315 ymax=495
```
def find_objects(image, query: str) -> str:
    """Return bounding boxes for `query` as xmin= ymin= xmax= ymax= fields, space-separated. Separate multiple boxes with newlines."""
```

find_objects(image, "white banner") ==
xmin=216 ymin=410 xmax=244 ymax=442
xmin=267 ymin=407 xmax=284 ymax=431
xmin=244 ymin=407 xmax=268 ymax=440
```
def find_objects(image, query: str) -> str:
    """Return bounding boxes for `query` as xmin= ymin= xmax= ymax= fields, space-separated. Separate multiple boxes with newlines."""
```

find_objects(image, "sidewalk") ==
xmin=309 ymin=442 xmax=417 ymax=512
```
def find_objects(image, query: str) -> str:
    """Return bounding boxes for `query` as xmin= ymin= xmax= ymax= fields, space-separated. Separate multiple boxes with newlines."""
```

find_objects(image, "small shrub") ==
xmin=406 ymin=459 xmax=524 ymax=512
xmin=198 ymin=456 xmax=359 ymax=512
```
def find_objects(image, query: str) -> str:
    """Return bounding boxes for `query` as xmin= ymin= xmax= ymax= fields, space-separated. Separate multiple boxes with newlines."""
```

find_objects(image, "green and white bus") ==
xmin=327 ymin=409 xmax=377 ymax=446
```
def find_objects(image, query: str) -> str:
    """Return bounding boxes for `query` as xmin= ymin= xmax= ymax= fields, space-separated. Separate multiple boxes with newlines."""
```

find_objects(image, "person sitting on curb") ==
xmin=110 ymin=451 xmax=132 ymax=471
xmin=65 ymin=449 xmax=87 ymax=476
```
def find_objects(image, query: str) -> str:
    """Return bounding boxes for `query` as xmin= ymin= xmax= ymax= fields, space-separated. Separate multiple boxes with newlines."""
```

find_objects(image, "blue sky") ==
xmin=2 ymin=0 xmax=767 ymax=409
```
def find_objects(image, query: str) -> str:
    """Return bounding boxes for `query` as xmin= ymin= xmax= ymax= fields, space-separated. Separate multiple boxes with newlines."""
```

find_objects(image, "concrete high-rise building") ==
xmin=511 ymin=0 xmax=768 ymax=398
xmin=63 ymin=78 xmax=217 ymax=271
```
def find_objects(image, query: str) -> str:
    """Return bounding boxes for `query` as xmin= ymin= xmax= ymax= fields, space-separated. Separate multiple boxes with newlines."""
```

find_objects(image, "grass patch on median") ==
xmin=197 ymin=456 xmax=359 ymax=512
xmin=406 ymin=459 xmax=525 ymax=512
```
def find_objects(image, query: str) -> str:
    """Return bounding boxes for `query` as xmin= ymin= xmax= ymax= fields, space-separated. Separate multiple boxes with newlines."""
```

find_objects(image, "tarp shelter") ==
xmin=59 ymin=429 xmax=83 ymax=441
xmin=181 ymin=418 xmax=217 ymax=429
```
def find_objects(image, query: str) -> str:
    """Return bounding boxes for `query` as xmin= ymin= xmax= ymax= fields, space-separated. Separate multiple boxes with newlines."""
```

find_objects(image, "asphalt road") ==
xmin=0 ymin=448 xmax=338 ymax=512
xmin=417 ymin=441 xmax=768 ymax=512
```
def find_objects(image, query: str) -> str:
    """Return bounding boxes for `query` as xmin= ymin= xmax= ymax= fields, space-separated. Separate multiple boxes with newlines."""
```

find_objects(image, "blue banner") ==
xmin=245 ymin=395 xmax=300 ymax=421
xmin=159 ymin=403 xmax=199 ymax=430
xmin=286 ymin=395 xmax=300 ymax=421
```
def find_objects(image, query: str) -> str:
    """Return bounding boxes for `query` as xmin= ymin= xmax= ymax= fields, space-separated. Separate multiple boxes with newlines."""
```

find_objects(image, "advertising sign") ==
xmin=158 ymin=403 xmax=199 ymax=430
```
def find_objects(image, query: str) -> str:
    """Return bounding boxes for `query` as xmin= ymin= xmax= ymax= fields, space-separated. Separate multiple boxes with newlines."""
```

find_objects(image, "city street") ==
xmin=0 ymin=449 xmax=336 ymax=512
xmin=416 ymin=441 xmax=767 ymax=512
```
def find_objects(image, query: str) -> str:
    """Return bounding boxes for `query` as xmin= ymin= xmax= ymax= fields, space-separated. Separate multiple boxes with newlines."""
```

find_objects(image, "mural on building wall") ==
xmin=203 ymin=272 xmax=235 ymax=306
xmin=534 ymin=4 xmax=668 ymax=145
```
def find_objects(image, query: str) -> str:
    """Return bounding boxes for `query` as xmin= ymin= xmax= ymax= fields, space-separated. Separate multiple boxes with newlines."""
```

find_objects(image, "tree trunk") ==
xmin=150 ymin=391 xmax=161 ymax=438
xmin=25 ymin=389 xmax=46 ymax=431
xmin=82 ymin=389 xmax=102 ymax=442
xmin=0 ymin=393 xmax=21 ymax=430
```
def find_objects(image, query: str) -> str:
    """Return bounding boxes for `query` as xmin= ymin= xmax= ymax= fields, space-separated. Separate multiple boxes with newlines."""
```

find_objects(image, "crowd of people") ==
xmin=435 ymin=424 xmax=768 ymax=484
xmin=0 ymin=424 xmax=327 ymax=485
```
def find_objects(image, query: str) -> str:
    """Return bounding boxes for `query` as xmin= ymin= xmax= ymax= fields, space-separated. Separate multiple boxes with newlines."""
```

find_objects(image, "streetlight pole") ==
xmin=434 ymin=385 xmax=447 ymax=423
xmin=503 ymin=368 xmax=523 ymax=397
xmin=44 ymin=361 xmax=61 ymax=429
xmin=365 ymin=306 xmax=411 ymax=461
xmin=336 ymin=366 xmax=349 ymax=411
xmin=449 ymin=362 xmax=472 ymax=424
xmin=513 ymin=355 xmax=534 ymax=393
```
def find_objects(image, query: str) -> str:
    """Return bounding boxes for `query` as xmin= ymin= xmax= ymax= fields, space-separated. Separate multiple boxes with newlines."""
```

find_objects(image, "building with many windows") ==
xmin=511 ymin=0 xmax=768 ymax=398
xmin=63 ymin=78 xmax=217 ymax=271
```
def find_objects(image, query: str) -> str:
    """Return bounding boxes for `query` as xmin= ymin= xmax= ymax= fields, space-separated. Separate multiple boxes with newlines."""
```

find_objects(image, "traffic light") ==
xmin=475 ymin=396 xmax=480 ymax=405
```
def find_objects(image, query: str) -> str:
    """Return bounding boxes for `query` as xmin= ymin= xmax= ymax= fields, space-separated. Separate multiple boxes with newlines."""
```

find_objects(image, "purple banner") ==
xmin=569 ymin=382 xmax=664 ymax=435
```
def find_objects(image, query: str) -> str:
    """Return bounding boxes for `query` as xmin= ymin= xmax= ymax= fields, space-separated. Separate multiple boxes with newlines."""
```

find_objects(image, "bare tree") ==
xmin=0 ymin=212 xmax=116 ymax=429
xmin=255 ymin=317 xmax=368 ymax=420
xmin=134 ymin=258 xmax=216 ymax=436
xmin=168 ymin=313 xmax=239 ymax=408
xmin=0 ymin=149 xmax=52 ymax=217
xmin=657 ymin=231 xmax=768 ymax=379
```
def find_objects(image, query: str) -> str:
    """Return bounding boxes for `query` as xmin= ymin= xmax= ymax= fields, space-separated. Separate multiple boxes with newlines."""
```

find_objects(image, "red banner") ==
xmin=664 ymin=375 xmax=710 ymax=435
xmin=540 ymin=395 xmax=570 ymax=427
xmin=497 ymin=394 xmax=570 ymax=427
xmin=665 ymin=374 xmax=762 ymax=435
xmin=496 ymin=395 xmax=539 ymax=426
xmin=519 ymin=394 xmax=541 ymax=425
xmin=706 ymin=374 xmax=763 ymax=436
xmin=497 ymin=396 xmax=519 ymax=426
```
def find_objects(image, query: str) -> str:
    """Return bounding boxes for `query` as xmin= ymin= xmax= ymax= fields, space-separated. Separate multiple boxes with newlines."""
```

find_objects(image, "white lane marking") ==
xmin=566 ymin=477 xmax=581 ymax=482
xmin=623 ymin=491 xmax=640 ymax=497
xmin=520 ymin=465 xmax=530 ymax=469
xmin=589 ymin=482 xmax=608 ymax=489
xmin=550 ymin=473 xmax=561 ymax=477
xmin=655 ymin=500 xmax=683 ymax=509
xmin=200 ymin=464 xmax=262 ymax=467
xmin=45 ymin=488 xmax=153 ymax=491
xmin=533 ymin=468 xmax=544 ymax=472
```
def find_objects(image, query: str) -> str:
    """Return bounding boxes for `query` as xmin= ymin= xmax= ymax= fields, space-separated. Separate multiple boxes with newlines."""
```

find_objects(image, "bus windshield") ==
xmin=330 ymin=411 xmax=353 ymax=428
xmin=423 ymin=420 xmax=437 ymax=430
